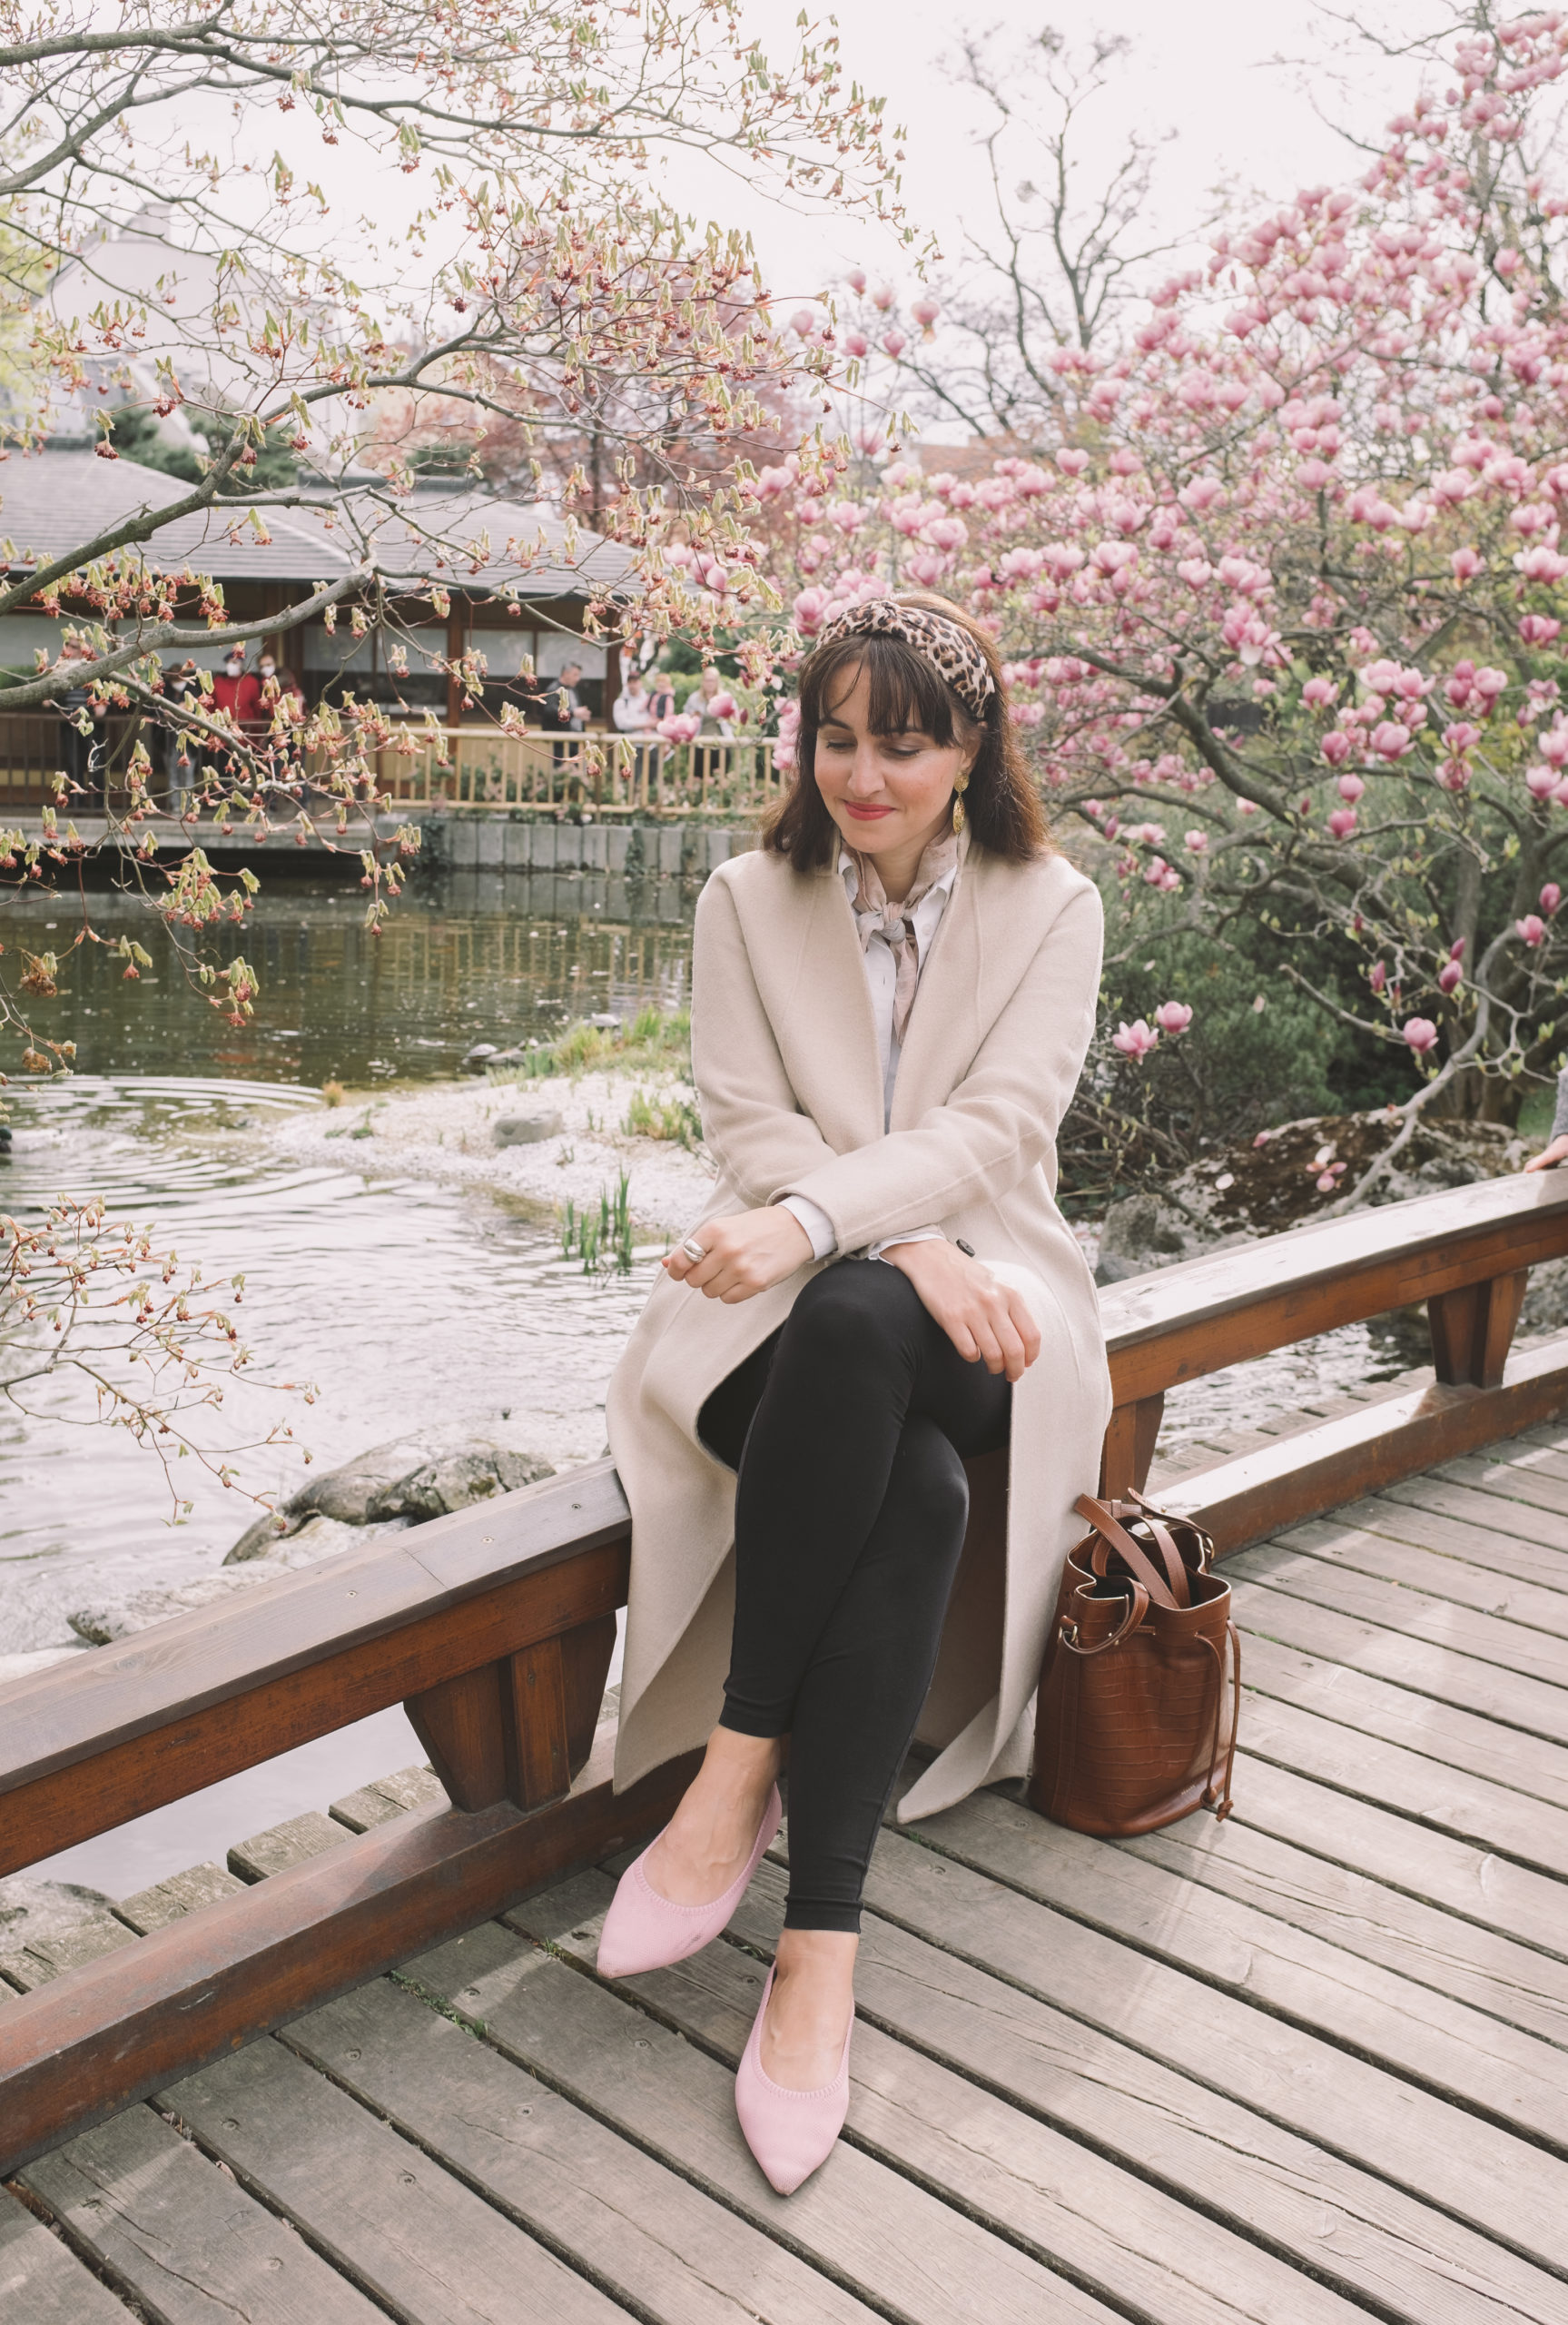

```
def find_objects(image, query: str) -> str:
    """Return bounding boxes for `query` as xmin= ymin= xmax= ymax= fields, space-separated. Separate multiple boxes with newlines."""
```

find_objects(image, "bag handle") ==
xmin=1198 ymin=1620 xmax=1242 ymax=1819
xmin=1120 ymin=1487 xmax=1216 ymax=1576
xmin=1074 ymin=1494 xmax=1189 ymax=1610
xmin=1059 ymin=1578 xmax=1149 ymax=1657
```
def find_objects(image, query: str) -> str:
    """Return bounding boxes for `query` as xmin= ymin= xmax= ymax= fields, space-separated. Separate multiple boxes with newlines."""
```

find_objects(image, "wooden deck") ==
xmin=9 ymin=1417 xmax=1568 ymax=2322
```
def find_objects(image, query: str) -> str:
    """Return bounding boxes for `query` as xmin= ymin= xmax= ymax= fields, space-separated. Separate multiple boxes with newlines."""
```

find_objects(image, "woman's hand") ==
xmin=664 ymin=1207 xmax=813 ymax=1302
xmin=1525 ymin=1135 xmax=1568 ymax=1172
xmin=883 ymin=1239 xmax=1040 ymax=1380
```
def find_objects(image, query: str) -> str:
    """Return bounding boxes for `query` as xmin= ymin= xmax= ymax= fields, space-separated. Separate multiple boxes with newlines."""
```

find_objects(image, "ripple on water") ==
xmin=1 ymin=1072 xmax=661 ymax=1655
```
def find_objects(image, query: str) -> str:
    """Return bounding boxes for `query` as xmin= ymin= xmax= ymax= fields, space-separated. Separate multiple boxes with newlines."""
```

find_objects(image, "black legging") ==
xmin=697 ymin=1259 xmax=1011 ymax=1932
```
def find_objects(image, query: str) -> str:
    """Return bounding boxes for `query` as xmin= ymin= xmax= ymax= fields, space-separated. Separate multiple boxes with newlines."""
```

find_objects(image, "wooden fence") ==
xmin=4 ymin=1167 xmax=1568 ymax=2172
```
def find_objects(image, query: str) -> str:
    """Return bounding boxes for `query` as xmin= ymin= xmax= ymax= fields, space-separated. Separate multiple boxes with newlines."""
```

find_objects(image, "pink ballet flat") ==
xmin=735 ymin=1964 xmax=853 ymax=2195
xmin=596 ymin=1785 xmax=782 ymax=1979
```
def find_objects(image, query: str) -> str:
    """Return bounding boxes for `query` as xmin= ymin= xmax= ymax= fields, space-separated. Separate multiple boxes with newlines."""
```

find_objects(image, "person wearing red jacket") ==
xmin=211 ymin=648 xmax=261 ymax=786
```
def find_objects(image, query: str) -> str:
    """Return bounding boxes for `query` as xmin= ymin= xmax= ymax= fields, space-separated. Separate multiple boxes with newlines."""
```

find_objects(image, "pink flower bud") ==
xmin=1112 ymin=1019 xmax=1160 ymax=1060
xmin=846 ymin=267 xmax=868 ymax=293
xmin=871 ymin=282 xmax=895 ymax=312
xmin=844 ymin=329 xmax=869 ymax=359
xmin=790 ymin=307 xmax=817 ymax=338
xmin=1517 ymin=914 xmax=1547 ymax=946
xmin=1527 ymin=765 xmax=1557 ymax=799
xmin=1336 ymin=772 xmax=1366 ymax=802
xmin=911 ymin=295 xmax=940 ymax=329
xmin=1403 ymin=1016 xmax=1439 ymax=1054
xmin=1543 ymin=884 xmax=1563 ymax=915
xmin=1438 ymin=961 xmax=1463 ymax=994
xmin=881 ymin=329 xmax=907 ymax=360
xmin=1154 ymin=1001 xmax=1193 ymax=1034
xmin=1321 ymin=731 xmax=1352 ymax=766
xmin=1370 ymin=961 xmax=1387 ymax=992
xmin=1327 ymin=807 xmax=1358 ymax=838
xmin=1302 ymin=677 xmax=1338 ymax=709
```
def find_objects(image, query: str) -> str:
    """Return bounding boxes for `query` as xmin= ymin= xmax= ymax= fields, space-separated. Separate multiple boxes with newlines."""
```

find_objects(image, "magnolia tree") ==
xmin=748 ymin=7 xmax=1568 ymax=1202
xmin=0 ymin=0 xmax=899 ymax=1491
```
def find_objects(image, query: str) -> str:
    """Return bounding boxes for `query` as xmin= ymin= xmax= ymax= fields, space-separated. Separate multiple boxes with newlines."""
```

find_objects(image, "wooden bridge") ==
xmin=7 ymin=1170 xmax=1568 ymax=2323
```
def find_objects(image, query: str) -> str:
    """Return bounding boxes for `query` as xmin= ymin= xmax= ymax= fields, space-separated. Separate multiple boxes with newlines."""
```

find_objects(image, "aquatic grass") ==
xmin=485 ymin=1007 xmax=690 ymax=1087
xmin=558 ymin=1168 xmax=635 ymax=1273
xmin=623 ymin=1085 xmax=704 ymax=1149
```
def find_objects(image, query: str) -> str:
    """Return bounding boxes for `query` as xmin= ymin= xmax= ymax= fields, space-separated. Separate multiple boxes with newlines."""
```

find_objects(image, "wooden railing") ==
xmin=5 ymin=1167 xmax=1568 ymax=2172
xmin=349 ymin=729 xmax=783 ymax=817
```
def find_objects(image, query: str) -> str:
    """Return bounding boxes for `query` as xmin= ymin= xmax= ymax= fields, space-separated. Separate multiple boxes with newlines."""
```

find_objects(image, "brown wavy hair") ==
xmin=764 ymin=590 xmax=1049 ymax=871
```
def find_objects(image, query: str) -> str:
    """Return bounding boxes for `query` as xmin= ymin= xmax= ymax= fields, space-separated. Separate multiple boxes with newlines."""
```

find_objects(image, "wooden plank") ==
xmin=0 ymin=2184 xmax=132 ymax=2324
xmin=22 ymin=2103 xmax=383 ymax=2324
xmin=159 ymin=2035 xmax=632 ymax=2324
xmin=286 ymin=1974 xmax=883 ymax=2325
xmin=890 ymin=1787 xmax=1568 ymax=2152
xmin=1239 ymin=1625 xmax=1568 ymax=1820
xmin=508 ymin=1867 xmax=1568 ymax=2325
xmin=1121 ymin=1806 xmax=1568 ymax=2049
xmin=1233 ymin=1541 xmax=1568 ymax=1681
xmin=1240 ymin=1686 xmax=1568 ymax=1881
xmin=1436 ymin=1450 xmax=1568 ymax=1517
xmin=1383 ymin=1472 xmax=1568 ymax=1555
xmin=1100 ymin=1172 xmax=1568 ymax=1401
xmin=508 ymin=1869 xmax=1467 ymax=2325
xmin=0 ymin=1725 xmax=697 ymax=2176
xmin=113 ymin=1860 xmax=245 ymax=1934
xmin=1336 ymin=1487 xmax=1568 ymax=1590
xmin=1271 ymin=1510 xmax=1568 ymax=1623
xmin=1159 ymin=1342 xmax=1568 ymax=1554
xmin=401 ymin=1914 xmax=1121 ymax=2325
xmin=228 ymin=1810 xmax=351 ymax=1881
xmin=1228 ymin=1749 xmax=1568 ymax=1964
xmin=897 ymin=1795 xmax=1568 ymax=2274
xmin=1234 ymin=1577 xmax=1568 ymax=1749
xmin=0 ymin=1463 xmax=630 ymax=1877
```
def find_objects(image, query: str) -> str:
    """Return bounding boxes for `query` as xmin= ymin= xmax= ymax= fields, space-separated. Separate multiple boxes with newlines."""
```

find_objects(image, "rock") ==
xmin=67 ymin=1568 xmax=265 ymax=1645
xmin=495 ymin=1111 xmax=564 ymax=1147
xmin=1094 ymin=1192 xmax=1213 ymax=1284
xmin=463 ymin=1043 xmax=500 ymax=1067
xmin=366 ymin=1440 xmax=555 ymax=1521
xmin=1523 ymin=1254 xmax=1568 ymax=1335
xmin=0 ymin=1875 xmax=114 ymax=1952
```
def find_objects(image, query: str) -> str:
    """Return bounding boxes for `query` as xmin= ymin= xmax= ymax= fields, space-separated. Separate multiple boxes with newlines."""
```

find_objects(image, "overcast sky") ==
xmin=660 ymin=0 xmax=1424 ymax=304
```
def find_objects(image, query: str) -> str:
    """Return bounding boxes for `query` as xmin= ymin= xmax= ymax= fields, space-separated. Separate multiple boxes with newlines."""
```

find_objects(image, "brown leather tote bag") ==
xmin=1030 ymin=1490 xmax=1240 ymax=1837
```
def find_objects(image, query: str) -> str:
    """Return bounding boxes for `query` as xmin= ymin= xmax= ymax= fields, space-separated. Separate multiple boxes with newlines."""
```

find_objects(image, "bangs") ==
xmin=799 ymin=634 xmax=964 ymax=746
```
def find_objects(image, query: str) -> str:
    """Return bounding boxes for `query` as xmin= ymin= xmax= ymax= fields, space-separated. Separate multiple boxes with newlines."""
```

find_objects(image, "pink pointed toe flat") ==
xmin=596 ymin=1784 xmax=782 ymax=1979
xmin=735 ymin=1964 xmax=853 ymax=2195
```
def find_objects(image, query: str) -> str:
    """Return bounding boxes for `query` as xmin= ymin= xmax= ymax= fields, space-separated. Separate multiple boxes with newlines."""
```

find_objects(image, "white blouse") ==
xmin=778 ymin=847 xmax=958 ymax=1261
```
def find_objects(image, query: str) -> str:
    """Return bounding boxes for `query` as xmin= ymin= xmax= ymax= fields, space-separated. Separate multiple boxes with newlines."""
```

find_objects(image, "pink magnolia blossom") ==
xmin=1517 ymin=914 xmax=1548 ymax=945
xmin=1328 ymin=807 xmax=1358 ymax=837
xmin=1543 ymin=883 xmax=1563 ymax=915
xmin=1451 ymin=547 xmax=1484 ymax=580
xmin=1526 ymin=764 xmax=1558 ymax=799
xmin=881 ymin=328 xmax=907 ymax=360
xmin=1321 ymin=730 xmax=1353 ymax=766
xmin=1438 ymin=961 xmax=1464 ymax=994
xmin=657 ymin=712 xmax=702 ymax=744
xmin=1154 ymin=1001 xmax=1194 ymax=1033
xmin=705 ymin=691 xmax=737 ymax=720
xmin=1370 ymin=720 xmax=1414 ymax=759
xmin=1302 ymin=677 xmax=1339 ymax=708
xmin=1336 ymin=772 xmax=1366 ymax=802
xmin=1403 ymin=1017 xmax=1440 ymax=1053
xmin=1112 ymin=1019 xmax=1160 ymax=1060
xmin=1520 ymin=614 xmax=1563 ymax=645
xmin=1183 ymin=828 xmax=1208 ymax=852
xmin=1370 ymin=962 xmax=1387 ymax=993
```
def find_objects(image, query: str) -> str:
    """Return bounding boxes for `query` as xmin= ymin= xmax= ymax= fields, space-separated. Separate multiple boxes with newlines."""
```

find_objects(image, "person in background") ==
xmin=538 ymin=660 xmax=589 ymax=733
xmin=254 ymin=650 xmax=307 ymax=790
xmin=161 ymin=658 xmax=202 ymax=817
xmin=212 ymin=647 xmax=261 ymax=787
xmin=691 ymin=661 xmax=736 ymax=791
xmin=612 ymin=665 xmax=660 ymax=804
xmin=645 ymin=668 xmax=676 ymax=726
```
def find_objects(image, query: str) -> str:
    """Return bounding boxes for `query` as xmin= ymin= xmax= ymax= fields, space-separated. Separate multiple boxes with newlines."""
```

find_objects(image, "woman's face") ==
xmin=813 ymin=661 xmax=976 ymax=865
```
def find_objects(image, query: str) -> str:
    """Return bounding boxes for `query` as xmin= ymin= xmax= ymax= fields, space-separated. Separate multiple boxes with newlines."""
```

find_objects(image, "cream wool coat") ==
xmin=606 ymin=839 xmax=1112 ymax=1824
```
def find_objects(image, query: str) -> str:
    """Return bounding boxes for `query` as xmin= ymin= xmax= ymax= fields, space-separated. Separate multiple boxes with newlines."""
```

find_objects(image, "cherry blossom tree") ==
xmin=753 ymin=6 xmax=1568 ymax=1202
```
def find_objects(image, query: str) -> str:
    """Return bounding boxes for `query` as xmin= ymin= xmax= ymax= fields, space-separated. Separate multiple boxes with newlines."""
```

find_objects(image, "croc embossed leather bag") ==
xmin=1031 ymin=1490 xmax=1240 ymax=1837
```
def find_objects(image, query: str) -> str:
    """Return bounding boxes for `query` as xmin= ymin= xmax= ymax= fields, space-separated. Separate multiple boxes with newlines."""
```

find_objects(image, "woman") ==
xmin=604 ymin=592 xmax=1110 ymax=2194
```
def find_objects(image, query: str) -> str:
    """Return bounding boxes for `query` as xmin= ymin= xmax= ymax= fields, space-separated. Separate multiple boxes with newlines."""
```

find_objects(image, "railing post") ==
xmin=1099 ymin=1393 xmax=1165 ymax=1499
xmin=1427 ymin=1269 xmax=1530 ymax=1390
xmin=404 ymin=1609 xmax=618 ymax=1814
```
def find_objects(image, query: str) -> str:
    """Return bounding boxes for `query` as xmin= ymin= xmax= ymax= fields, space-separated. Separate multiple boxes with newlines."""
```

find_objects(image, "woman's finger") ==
xmin=989 ymin=1307 xmax=1029 ymax=1381
xmin=1006 ymin=1289 xmax=1042 ymax=1369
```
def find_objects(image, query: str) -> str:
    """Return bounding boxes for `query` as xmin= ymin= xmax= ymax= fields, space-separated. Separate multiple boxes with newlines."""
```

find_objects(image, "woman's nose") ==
xmin=844 ymin=746 xmax=886 ymax=796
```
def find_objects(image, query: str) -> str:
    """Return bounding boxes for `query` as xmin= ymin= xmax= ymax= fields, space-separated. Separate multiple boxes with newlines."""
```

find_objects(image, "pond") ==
xmin=3 ymin=863 xmax=1415 ymax=1899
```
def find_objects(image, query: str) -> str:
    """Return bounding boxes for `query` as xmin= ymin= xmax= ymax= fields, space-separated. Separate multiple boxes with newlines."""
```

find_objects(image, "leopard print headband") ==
xmin=809 ymin=598 xmax=998 ymax=722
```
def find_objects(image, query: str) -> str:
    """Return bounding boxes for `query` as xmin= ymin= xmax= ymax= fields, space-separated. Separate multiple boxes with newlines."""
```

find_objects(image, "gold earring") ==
xmin=952 ymin=768 xmax=970 ymax=834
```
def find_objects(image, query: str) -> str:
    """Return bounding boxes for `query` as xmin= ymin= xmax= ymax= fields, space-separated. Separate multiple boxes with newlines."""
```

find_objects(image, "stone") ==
xmin=1094 ymin=1192 xmax=1209 ymax=1284
xmin=494 ymin=1112 xmax=564 ymax=1147
xmin=1523 ymin=1254 xmax=1568 ymax=1335
xmin=67 ymin=1568 xmax=264 ymax=1645
xmin=365 ymin=1440 xmax=555 ymax=1522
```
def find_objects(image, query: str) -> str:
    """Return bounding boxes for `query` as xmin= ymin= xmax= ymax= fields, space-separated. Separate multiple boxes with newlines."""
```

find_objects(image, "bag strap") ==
xmin=1198 ymin=1621 xmax=1242 ymax=1819
xmin=1059 ymin=1578 xmax=1150 ymax=1657
xmin=1121 ymin=1486 xmax=1216 ymax=1575
xmin=1074 ymin=1494 xmax=1189 ymax=1610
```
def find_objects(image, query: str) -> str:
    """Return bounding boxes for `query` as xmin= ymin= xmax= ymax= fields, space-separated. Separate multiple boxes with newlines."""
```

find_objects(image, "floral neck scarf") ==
xmin=845 ymin=826 xmax=967 ymax=1044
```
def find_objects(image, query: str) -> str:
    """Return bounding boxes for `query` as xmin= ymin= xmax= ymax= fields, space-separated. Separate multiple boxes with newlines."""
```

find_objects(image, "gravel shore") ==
xmin=269 ymin=1067 xmax=716 ymax=1237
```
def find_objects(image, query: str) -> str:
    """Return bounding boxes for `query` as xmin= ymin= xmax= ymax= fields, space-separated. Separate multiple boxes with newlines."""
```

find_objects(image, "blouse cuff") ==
xmin=778 ymin=1192 xmax=836 ymax=1260
xmin=867 ymin=1224 xmax=945 ymax=1261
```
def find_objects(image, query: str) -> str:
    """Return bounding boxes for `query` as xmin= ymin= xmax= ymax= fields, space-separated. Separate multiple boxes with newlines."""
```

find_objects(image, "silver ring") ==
xmin=679 ymin=1236 xmax=707 ymax=1262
